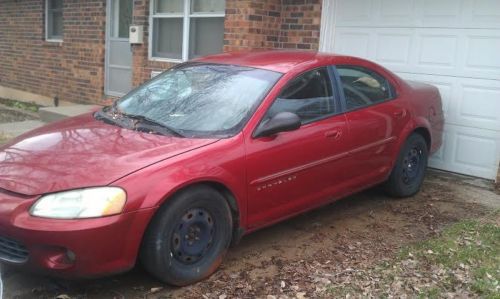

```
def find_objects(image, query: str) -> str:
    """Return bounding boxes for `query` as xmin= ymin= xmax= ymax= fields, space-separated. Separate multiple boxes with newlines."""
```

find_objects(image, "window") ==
xmin=266 ymin=68 xmax=335 ymax=124
xmin=112 ymin=64 xmax=281 ymax=137
xmin=337 ymin=66 xmax=393 ymax=110
xmin=150 ymin=0 xmax=225 ymax=61
xmin=111 ymin=0 xmax=133 ymax=38
xmin=46 ymin=0 xmax=63 ymax=41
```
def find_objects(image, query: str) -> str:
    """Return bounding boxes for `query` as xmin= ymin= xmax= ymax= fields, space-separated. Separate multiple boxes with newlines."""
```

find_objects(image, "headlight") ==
xmin=30 ymin=187 xmax=127 ymax=219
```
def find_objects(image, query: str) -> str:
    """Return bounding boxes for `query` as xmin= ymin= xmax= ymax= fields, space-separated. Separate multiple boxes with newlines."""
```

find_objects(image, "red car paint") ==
xmin=0 ymin=51 xmax=443 ymax=278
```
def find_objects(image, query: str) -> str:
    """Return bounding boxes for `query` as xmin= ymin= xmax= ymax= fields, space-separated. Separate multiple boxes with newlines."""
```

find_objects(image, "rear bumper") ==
xmin=0 ymin=192 xmax=155 ymax=278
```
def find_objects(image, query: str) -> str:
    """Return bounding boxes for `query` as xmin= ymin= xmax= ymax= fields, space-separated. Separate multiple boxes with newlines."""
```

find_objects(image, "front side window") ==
xmin=265 ymin=68 xmax=335 ymax=124
xmin=46 ymin=0 xmax=63 ymax=41
xmin=106 ymin=64 xmax=281 ymax=137
xmin=151 ymin=0 xmax=225 ymax=61
xmin=337 ymin=66 xmax=393 ymax=110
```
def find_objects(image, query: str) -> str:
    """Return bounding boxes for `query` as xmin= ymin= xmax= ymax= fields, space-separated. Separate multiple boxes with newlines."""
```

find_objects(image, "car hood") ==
xmin=0 ymin=113 xmax=219 ymax=196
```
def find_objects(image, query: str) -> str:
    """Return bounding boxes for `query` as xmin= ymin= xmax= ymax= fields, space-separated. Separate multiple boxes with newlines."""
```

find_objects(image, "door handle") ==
xmin=325 ymin=129 xmax=342 ymax=139
xmin=393 ymin=109 xmax=407 ymax=119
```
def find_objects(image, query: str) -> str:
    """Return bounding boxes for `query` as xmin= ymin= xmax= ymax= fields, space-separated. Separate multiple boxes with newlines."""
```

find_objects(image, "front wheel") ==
xmin=384 ymin=133 xmax=428 ymax=197
xmin=140 ymin=185 xmax=233 ymax=286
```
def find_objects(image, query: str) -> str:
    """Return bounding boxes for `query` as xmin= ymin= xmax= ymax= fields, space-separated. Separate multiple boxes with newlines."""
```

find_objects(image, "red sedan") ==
xmin=0 ymin=51 xmax=443 ymax=285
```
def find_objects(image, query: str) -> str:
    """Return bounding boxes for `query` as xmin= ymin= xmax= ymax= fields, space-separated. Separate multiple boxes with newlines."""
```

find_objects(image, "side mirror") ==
xmin=254 ymin=112 xmax=301 ymax=138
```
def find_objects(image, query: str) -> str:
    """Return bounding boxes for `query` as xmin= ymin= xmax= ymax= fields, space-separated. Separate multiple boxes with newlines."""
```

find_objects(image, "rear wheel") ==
xmin=385 ymin=133 xmax=428 ymax=197
xmin=140 ymin=185 xmax=232 ymax=286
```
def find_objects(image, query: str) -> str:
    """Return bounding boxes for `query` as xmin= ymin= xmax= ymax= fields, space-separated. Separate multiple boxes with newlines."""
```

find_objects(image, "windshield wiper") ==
xmin=121 ymin=113 xmax=185 ymax=138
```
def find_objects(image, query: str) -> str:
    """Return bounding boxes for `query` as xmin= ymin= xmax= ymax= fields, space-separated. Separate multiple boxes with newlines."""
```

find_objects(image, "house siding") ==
xmin=0 ymin=0 xmax=107 ymax=105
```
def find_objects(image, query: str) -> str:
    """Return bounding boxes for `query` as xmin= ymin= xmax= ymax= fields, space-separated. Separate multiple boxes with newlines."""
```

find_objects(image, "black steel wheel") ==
xmin=385 ymin=133 xmax=428 ymax=197
xmin=140 ymin=185 xmax=232 ymax=286
xmin=171 ymin=208 xmax=215 ymax=264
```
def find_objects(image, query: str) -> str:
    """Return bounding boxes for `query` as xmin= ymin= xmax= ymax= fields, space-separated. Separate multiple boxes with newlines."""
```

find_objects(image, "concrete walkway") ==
xmin=0 ymin=120 xmax=45 ymax=137
xmin=0 ymin=102 xmax=98 ymax=139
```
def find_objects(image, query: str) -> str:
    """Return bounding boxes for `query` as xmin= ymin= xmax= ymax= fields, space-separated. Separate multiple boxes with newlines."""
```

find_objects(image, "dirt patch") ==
xmin=0 ymin=98 xmax=40 ymax=113
xmin=1 ymin=170 xmax=498 ymax=299
xmin=0 ymin=107 xmax=38 ymax=124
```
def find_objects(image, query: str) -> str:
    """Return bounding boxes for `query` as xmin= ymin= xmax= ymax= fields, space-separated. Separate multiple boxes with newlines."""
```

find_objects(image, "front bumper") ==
xmin=0 ymin=190 xmax=155 ymax=278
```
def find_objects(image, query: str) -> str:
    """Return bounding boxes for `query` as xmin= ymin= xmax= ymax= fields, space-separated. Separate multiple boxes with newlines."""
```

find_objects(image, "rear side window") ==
xmin=337 ymin=66 xmax=394 ymax=110
xmin=266 ymin=68 xmax=335 ymax=123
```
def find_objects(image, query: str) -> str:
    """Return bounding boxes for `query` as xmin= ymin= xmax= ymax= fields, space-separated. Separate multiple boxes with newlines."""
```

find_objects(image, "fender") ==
xmin=390 ymin=116 xmax=432 ymax=168
xmin=111 ymin=136 xmax=248 ymax=227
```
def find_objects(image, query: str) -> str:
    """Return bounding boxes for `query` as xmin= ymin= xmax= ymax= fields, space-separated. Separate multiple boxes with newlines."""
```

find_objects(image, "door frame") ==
xmin=104 ymin=0 xmax=133 ymax=97
xmin=319 ymin=0 xmax=337 ymax=52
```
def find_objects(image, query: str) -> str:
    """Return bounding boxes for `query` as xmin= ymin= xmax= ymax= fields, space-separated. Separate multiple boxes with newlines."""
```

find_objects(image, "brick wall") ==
xmin=0 ymin=0 xmax=106 ymax=105
xmin=223 ymin=0 xmax=282 ymax=51
xmin=130 ymin=0 xmax=175 ymax=87
xmin=280 ymin=0 xmax=322 ymax=50
xmin=0 ymin=0 xmax=323 ymax=103
xmin=132 ymin=0 xmax=323 ymax=88
xmin=223 ymin=0 xmax=322 ymax=52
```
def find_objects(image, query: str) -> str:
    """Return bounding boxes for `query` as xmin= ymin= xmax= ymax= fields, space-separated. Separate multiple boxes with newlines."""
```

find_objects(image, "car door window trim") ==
xmin=253 ymin=66 xmax=343 ymax=138
xmin=332 ymin=65 xmax=398 ymax=113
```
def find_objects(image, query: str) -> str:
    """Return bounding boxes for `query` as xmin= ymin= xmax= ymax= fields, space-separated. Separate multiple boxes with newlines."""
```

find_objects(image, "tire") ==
xmin=385 ymin=133 xmax=429 ymax=198
xmin=140 ymin=185 xmax=233 ymax=286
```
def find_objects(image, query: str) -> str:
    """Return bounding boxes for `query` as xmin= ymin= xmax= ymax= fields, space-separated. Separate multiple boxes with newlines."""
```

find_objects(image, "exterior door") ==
xmin=105 ymin=0 xmax=133 ymax=96
xmin=245 ymin=67 xmax=350 ymax=228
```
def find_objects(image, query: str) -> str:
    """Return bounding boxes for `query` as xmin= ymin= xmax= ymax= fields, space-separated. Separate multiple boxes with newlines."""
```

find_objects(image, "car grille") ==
xmin=0 ymin=235 xmax=29 ymax=263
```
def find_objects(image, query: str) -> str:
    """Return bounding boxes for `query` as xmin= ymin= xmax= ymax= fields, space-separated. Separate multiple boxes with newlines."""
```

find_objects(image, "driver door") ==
xmin=245 ymin=67 xmax=350 ymax=229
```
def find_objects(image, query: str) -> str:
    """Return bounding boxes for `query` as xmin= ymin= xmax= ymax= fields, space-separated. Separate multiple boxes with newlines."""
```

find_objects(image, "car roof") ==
xmin=193 ymin=50 xmax=345 ymax=73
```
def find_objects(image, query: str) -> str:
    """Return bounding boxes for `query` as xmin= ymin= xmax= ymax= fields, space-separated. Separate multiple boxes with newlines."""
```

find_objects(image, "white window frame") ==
xmin=149 ymin=0 xmax=225 ymax=63
xmin=45 ymin=0 xmax=63 ymax=42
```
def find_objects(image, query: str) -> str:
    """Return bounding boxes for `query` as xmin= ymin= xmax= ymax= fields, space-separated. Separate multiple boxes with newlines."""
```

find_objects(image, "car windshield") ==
xmin=104 ymin=63 xmax=281 ymax=138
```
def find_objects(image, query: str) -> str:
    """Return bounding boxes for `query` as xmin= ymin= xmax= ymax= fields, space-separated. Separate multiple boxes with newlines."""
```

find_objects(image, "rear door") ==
xmin=334 ymin=65 xmax=410 ymax=186
xmin=245 ymin=67 xmax=350 ymax=228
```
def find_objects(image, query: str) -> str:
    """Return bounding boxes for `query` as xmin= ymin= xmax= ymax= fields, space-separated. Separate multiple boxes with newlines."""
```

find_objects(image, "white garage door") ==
xmin=320 ymin=0 xmax=500 ymax=180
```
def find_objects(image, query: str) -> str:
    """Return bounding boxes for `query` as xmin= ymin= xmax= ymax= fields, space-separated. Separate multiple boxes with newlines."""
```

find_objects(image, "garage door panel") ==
xmin=334 ymin=27 xmax=500 ymax=80
xmin=462 ymin=0 xmax=500 ymax=29
xmin=430 ymin=124 xmax=500 ymax=179
xmin=465 ymin=35 xmax=500 ymax=73
xmin=335 ymin=31 xmax=372 ymax=58
xmin=375 ymin=32 xmax=412 ymax=66
xmin=334 ymin=27 xmax=412 ymax=68
xmin=335 ymin=0 xmax=500 ymax=29
xmin=460 ymin=84 xmax=500 ymax=127
xmin=417 ymin=33 xmax=458 ymax=69
xmin=413 ymin=29 xmax=500 ymax=79
xmin=420 ymin=0 xmax=462 ymax=28
xmin=336 ymin=0 xmax=374 ymax=26
xmin=328 ymin=0 xmax=500 ymax=180
xmin=378 ymin=0 xmax=417 ymax=26
xmin=398 ymin=73 xmax=500 ymax=131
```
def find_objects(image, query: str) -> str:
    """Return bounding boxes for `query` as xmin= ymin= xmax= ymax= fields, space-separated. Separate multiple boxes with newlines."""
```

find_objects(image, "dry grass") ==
xmin=327 ymin=211 xmax=500 ymax=298
xmin=0 ymin=132 xmax=12 ymax=145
